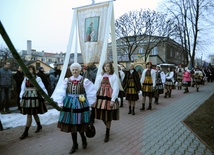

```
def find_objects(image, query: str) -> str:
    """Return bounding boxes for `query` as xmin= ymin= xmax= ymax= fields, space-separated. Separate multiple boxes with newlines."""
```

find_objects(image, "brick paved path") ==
xmin=0 ymin=83 xmax=213 ymax=155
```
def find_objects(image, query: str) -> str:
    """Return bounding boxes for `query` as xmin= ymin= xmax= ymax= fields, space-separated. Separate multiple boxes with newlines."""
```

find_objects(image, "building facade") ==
xmin=107 ymin=36 xmax=188 ymax=67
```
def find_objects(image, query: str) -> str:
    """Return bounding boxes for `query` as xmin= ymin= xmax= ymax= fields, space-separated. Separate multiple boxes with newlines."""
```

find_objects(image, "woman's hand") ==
xmin=110 ymin=101 xmax=115 ymax=108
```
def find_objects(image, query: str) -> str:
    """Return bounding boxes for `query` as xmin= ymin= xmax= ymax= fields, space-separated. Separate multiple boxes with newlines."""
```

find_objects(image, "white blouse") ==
xmin=52 ymin=75 xmax=96 ymax=107
xmin=19 ymin=76 xmax=48 ymax=99
xmin=95 ymin=73 xmax=120 ymax=102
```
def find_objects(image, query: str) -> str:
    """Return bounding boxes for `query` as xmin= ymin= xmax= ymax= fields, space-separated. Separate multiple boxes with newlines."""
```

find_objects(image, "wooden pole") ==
xmin=0 ymin=119 xmax=3 ymax=131
xmin=0 ymin=21 xmax=62 ymax=111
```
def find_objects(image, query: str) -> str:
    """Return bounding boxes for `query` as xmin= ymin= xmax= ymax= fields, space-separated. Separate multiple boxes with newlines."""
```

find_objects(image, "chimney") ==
xmin=27 ymin=40 xmax=32 ymax=55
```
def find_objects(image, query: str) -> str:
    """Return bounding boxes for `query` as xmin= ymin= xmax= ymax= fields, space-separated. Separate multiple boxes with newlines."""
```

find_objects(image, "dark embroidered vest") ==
xmin=67 ymin=78 xmax=85 ymax=94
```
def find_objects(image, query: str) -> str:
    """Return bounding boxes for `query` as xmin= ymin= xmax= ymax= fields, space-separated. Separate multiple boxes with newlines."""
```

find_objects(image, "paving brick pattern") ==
xmin=0 ymin=83 xmax=213 ymax=155
xmin=140 ymin=83 xmax=214 ymax=155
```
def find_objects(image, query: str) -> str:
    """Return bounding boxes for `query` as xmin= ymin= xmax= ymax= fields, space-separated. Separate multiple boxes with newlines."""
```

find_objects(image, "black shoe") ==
xmin=104 ymin=128 xmax=110 ymax=142
xmin=147 ymin=104 xmax=152 ymax=110
xmin=128 ymin=106 xmax=131 ymax=114
xmin=35 ymin=125 xmax=42 ymax=133
xmin=140 ymin=107 xmax=145 ymax=110
xmin=147 ymin=106 xmax=152 ymax=110
xmin=196 ymin=88 xmax=199 ymax=92
xmin=120 ymin=104 xmax=123 ymax=107
xmin=154 ymin=101 xmax=158 ymax=105
xmin=154 ymin=98 xmax=158 ymax=104
xmin=82 ymin=142 xmax=87 ymax=149
xmin=20 ymin=132 xmax=28 ymax=140
xmin=104 ymin=135 xmax=109 ymax=142
xmin=140 ymin=104 xmax=145 ymax=111
xmin=69 ymin=144 xmax=78 ymax=154
xmin=82 ymin=136 xmax=87 ymax=149
xmin=132 ymin=107 xmax=135 ymax=115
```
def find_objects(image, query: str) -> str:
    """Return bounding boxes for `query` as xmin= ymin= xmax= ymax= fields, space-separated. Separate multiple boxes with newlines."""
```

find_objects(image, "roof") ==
xmin=25 ymin=60 xmax=54 ymax=70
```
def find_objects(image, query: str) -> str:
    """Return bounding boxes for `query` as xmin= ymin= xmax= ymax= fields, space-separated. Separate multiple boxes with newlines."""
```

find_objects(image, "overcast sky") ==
xmin=0 ymin=0 xmax=160 ymax=52
xmin=0 ymin=0 xmax=213 ymax=61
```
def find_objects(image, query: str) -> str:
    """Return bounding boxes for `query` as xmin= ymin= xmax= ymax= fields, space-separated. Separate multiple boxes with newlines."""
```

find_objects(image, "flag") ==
xmin=77 ymin=3 xmax=110 ymax=65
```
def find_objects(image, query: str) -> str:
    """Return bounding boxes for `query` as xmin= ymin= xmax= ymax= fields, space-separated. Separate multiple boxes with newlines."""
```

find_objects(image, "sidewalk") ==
xmin=0 ymin=83 xmax=213 ymax=155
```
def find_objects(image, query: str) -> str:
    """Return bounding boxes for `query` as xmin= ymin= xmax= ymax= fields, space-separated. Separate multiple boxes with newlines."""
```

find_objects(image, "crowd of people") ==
xmin=0 ymin=60 xmax=214 ymax=154
xmin=121 ymin=62 xmax=214 ymax=115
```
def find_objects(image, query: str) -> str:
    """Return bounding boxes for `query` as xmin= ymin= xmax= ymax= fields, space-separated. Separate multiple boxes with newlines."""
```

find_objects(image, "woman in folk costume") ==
xmin=193 ymin=67 xmax=203 ymax=92
xmin=175 ymin=65 xmax=184 ymax=90
xmin=164 ymin=67 xmax=175 ymax=98
xmin=123 ymin=63 xmax=141 ymax=115
xmin=19 ymin=65 xmax=48 ymax=140
xmin=154 ymin=65 xmax=165 ymax=104
xmin=182 ymin=67 xmax=191 ymax=93
xmin=92 ymin=61 xmax=120 ymax=142
xmin=140 ymin=62 xmax=156 ymax=110
xmin=52 ymin=62 xmax=96 ymax=154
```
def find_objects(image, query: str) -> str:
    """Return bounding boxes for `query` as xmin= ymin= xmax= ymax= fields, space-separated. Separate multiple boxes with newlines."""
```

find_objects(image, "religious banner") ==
xmin=77 ymin=2 xmax=110 ymax=65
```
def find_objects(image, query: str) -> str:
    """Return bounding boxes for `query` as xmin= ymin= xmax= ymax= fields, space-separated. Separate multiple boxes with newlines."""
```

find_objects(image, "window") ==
xmin=139 ymin=48 xmax=144 ymax=54
xmin=36 ymin=63 xmax=40 ymax=70
xmin=170 ymin=49 xmax=173 ymax=57
xmin=151 ymin=47 xmax=158 ymax=55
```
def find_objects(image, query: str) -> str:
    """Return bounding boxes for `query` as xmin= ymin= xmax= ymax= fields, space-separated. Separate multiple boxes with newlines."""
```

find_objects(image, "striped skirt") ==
xmin=58 ymin=94 xmax=90 ymax=133
xmin=20 ymin=88 xmax=47 ymax=115
xmin=142 ymin=77 xmax=154 ymax=97
xmin=194 ymin=77 xmax=203 ymax=85
xmin=164 ymin=80 xmax=175 ymax=89
xmin=182 ymin=81 xmax=191 ymax=87
xmin=125 ymin=79 xmax=139 ymax=101
xmin=92 ymin=100 xmax=119 ymax=122
xmin=155 ymin=83 xmax=164 ymax=94
xmin=92 ymin=86 xmax=119 ymax=122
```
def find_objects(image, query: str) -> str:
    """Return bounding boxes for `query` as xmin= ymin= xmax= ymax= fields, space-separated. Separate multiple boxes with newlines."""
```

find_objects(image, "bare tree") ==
xmin=115 ymin=9 xmax=177 ymax=62
xmin=0 ymin=46 xmax=12 ymax=65
xmin=0 ymin=45 xmax=17 ymax=68
xmin=164 ymin=0 xmax=214 ymax=67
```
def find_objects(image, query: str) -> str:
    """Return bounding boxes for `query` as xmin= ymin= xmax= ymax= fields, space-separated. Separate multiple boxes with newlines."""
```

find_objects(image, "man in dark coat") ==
xmin=37 ymin=67 xmax=50 ymax=95
xmin=82 ymin=63 xmax=98 ymax=83
xmin=13 ymin=66 xmax=24 ymax=110
xmin=0 ymin=61 xmax=12 ymax=114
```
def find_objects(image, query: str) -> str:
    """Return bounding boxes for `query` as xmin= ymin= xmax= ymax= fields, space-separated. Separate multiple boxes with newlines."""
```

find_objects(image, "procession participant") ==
xmin=154 ymin=65 xmax=165 ymax=104
xmin=175 ymin=64 xmax=184 ymax=90
xmin=92 ymin=61 xmax=120 ymax=142
xmin=19 ymin=65 xmax=48 ymax=140
xmin=164 ymin=67 xmax=175 ymax=98
xmin=123 ymin=63 xmax=141 ymax=115
xmin=52 ymin=62 xmax=96 ymax=154
xmin=182 ymin=67 xmax=191 ymax=93
xmin=140 ymin=62 xmax=156 ymax=110
xmin=193 ymin=67 xmax=203 ymax=92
